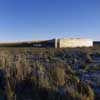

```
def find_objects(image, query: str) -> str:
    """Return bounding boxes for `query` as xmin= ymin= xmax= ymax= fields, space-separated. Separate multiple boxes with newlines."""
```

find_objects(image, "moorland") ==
xmin=0 ymin=47 xmax=100 ymax=100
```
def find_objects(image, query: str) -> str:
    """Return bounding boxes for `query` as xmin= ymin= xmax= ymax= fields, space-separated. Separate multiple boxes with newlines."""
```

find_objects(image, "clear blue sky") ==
xmin=0 ymin=0 xmax=100 ymax=41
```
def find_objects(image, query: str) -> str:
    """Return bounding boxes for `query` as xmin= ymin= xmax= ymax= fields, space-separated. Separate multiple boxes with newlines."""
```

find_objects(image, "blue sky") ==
xmin=0 ymin=0 xmax=100 ymax=41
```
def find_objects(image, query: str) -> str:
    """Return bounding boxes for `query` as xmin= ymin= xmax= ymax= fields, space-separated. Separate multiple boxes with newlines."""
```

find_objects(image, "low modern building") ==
xmin=56 ymin=38 xmax=93 ymax=48
xmin=0 ymin=38 xmax=93 ymax=48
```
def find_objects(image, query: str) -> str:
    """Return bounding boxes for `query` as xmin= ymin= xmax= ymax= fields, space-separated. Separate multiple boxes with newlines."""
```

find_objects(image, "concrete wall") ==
xmin=58 ymin=38 xmax=93 ymax=48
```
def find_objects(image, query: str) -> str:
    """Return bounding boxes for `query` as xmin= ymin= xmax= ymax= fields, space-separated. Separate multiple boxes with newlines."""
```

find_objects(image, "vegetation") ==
xmin=0 ymin=47 xmax=100 ymax=100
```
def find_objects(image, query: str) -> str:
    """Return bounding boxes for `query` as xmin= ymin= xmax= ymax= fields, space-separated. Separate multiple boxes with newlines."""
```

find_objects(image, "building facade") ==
xmin=56 ymin=38 xmax=93 ymax=48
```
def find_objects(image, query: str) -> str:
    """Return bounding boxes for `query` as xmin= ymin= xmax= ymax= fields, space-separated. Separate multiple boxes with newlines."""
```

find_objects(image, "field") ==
xmin=0 ymin=47 xmax=100 ymax=100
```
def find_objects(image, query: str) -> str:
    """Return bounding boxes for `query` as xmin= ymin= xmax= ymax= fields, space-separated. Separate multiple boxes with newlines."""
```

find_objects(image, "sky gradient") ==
xmin=0 ymin=0 xmax=100 ymax=42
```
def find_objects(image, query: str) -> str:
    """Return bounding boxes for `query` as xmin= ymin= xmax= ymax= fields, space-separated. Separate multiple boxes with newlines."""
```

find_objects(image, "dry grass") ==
xmin=0 ymin=47 xmax=98 ymax=100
